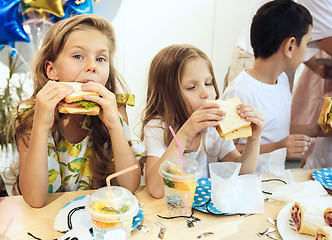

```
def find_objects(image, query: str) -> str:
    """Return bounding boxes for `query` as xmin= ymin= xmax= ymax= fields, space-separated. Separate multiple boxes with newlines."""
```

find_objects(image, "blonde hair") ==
xmin=141 ymin=44 xmax=219 ymax=146
xmin=14 ymin=14 xmax=129 ymax=192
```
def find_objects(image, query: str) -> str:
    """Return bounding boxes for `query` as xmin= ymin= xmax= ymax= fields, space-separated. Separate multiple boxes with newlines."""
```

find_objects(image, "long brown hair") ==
xmin=14 ymin=14 xmax=128 ymax=191
xmin=141 ymin=44 xmax=219 ymax=146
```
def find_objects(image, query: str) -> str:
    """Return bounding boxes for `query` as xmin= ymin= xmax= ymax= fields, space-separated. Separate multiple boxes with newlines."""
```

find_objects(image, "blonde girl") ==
xmin=142 ymin=44 xmax=264 ymax=198
xmin=14 ymin=14 xmax=144 ymax=207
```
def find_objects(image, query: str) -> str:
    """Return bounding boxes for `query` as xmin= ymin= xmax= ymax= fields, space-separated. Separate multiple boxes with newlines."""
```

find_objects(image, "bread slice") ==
xmin=210 ymin=98 xmax=251 ymax=140
xmin=60 ymin=82 xmax=99 ymax=103
xmin=220 ymin=125 xmax=252 ymax=141
xmin=318 ymin=97 xmax=332 ymax=134
xmin=58 ymin=105 xmax=100 ymax=116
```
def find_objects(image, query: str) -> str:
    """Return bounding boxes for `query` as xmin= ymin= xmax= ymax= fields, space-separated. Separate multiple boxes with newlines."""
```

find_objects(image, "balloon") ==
xmin=52 ymin=0 xmax=93 ymax=22
xmin=23 ymin=0 xmax=65 ymax=18
xmin=0 ymin=0 xmax=30 ymax=45
xmin=22 ymin=11 xmax=54 ymax=52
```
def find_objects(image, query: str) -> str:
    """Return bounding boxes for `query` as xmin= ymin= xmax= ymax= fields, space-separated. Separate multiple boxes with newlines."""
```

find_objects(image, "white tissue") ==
xmin=270 ymin=180 xmax=328 ymax=202
xmin=209 ymin=162 xmax=264 ymax=214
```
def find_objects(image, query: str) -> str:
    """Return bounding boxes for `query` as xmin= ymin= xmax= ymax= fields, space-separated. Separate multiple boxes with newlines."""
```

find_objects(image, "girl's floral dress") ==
xmin=17 ymin=94 xmax=144 ymax=193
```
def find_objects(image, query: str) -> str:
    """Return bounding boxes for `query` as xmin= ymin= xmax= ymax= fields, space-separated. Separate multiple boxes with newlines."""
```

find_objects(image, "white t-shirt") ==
xmin=304 ymin=137 xmax=332 ymax=169
xmin=222 ymin=70 xmax=292 ymax=178
xmin=237 ymin=0 xmax=332 ymax=61
xmin=143 ymin=119 xmax=236 ymax=178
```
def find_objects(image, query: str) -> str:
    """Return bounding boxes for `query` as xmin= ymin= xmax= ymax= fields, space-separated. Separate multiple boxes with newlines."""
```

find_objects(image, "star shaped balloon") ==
xmin=23 ymin=0 xmax=65 ymax=18
xmin=0 ymin=0 xmax=30 ymax=46
xmin=50 ymin=0 xmax=93 ymax=23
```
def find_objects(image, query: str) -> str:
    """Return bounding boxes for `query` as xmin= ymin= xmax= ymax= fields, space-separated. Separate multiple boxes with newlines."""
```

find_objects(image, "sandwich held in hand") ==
xmin=318 ymin=97 xmax=332 ymax=134
xmin=210 ymin=97 xmax=252 ymax=140
xmin=58 ymin=82 xmax=100 ymax=115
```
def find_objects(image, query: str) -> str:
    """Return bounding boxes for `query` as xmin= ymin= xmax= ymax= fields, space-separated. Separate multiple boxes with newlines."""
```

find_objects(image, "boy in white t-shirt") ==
xmin=223 ymin=0 xmax=313 ymax=179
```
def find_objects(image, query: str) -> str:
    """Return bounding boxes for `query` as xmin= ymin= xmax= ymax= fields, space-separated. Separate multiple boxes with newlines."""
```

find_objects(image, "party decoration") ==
xmin=52 ymin=0 xmax=92 ymax=22
xmin=23 ymin=11 xmax=54 ymax=53
xmin=23 ymin=0 xmax=65 ymax=18
xmin=0 ymin=0 xmax=30 ymax=45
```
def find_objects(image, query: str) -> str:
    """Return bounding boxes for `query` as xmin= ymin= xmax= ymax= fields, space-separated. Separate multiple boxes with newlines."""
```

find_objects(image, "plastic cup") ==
xmin=159 ymin=156 xmax=202 ymax=216
xmin=86 ymin=186 xmax=139 ymax=240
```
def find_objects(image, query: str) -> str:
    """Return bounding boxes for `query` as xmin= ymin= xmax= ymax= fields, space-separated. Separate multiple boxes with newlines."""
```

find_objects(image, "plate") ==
xmin=277 ymin=197 xmax=332 ymax=240
xmin=315 ymin=58 xmax=332 ymax=67
xmin=192 ymin=178 xmax=232 ymax=215
xmin=312 ymin=168 xmax=332 ymax=191
xmin=55 ymin=195 xmax=143 ymax=232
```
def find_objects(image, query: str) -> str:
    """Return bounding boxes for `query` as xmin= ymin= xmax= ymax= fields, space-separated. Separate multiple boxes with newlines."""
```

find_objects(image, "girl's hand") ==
xmin=180 ymin=101 xmax=225 ymax=140
xmin=34 ymin=81 xmax=73 ymax=131
xmin=237 ymin=103 xmax=264 ymax=141
xmin=81 ymin=82 xmax=119 ymax=129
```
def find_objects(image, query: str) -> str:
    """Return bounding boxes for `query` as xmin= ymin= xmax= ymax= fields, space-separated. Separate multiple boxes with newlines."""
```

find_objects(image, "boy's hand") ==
xmin=237 ymin=103 xmax=264 ymax=141
xmin=280 ymin=134 xmax=314 ymax=158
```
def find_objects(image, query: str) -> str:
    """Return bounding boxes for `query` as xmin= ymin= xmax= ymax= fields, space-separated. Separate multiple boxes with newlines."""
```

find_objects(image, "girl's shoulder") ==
xmin=145 ymin=117 xmax=165 ymax=128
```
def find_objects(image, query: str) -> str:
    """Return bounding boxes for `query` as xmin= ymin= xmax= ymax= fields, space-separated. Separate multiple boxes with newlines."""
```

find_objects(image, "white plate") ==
xmin=277 ymin=197 xmax=332 ymax=240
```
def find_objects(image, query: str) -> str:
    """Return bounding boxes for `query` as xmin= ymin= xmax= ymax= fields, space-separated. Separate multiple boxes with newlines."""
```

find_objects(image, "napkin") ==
xmin=270 ymin=180 xmax=328 ymax=202
xmin=209 ymin=162 xmax=264 ymax=214
xmin=256 ymin=150 xmax=295 ymax=194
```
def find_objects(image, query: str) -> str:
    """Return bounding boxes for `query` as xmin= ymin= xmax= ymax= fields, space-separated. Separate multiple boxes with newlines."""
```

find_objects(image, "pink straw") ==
xmin=106 ymin=165 xmax=138 ymax=195
xmin=168 ymin=126 xmax=184 ymax=175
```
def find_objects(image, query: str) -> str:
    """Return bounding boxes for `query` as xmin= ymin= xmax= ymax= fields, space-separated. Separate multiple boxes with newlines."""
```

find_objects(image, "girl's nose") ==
xmin=200 ymin=88 xmax=209 ymax=99
xmin=85 ymin=60 xmax=97 ymax=73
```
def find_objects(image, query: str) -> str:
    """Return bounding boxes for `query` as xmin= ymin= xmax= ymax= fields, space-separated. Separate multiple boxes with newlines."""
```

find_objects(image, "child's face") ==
xmin=291 ymin=25 xmax=312 ymax=70
xmin=46 ymin=29 xmax=110 ymax=86
xmin=180 ymin=57 xmax=217 ymax=114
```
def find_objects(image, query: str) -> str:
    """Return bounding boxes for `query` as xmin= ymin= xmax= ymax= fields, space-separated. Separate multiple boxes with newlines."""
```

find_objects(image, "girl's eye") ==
xmin=186 ymin=86 xmax=195 ymax=90
xmin=73 ymin=55 xmax=83 ymax=59
xmin=205 ymin=82 xmax=213 ymax=86
xmin=97 ymin=57 xmax=106 ymax=62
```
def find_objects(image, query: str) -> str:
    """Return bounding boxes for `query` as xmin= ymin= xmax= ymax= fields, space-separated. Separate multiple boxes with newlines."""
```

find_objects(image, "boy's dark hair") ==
xmin=251 ymin=0 xmax=312 ymax=59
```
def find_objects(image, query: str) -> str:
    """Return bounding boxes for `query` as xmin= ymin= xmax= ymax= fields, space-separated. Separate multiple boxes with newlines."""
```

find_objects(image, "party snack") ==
xmin=290 ymin=202 xmax=327 ymax=236
xmin=315 ymin=226 xmax=332 ymax=240
xmin=324 ymin=207 xmax=332 ymax=227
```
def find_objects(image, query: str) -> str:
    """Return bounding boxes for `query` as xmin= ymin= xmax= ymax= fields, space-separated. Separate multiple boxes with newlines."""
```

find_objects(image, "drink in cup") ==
xmin=86 ymin=186 xmax=139 ymax=240
xmin=159 ymin=156 xmax=202 ymax=216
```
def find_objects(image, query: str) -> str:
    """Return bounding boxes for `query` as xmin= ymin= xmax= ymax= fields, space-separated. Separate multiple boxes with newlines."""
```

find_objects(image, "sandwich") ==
xmin=58 ymin=82 xmax=100 ymax=116
xmin=209 ymin=97 xmax=252 ymax=141
xmin=318 ymin=97 xmax=332 ymax=134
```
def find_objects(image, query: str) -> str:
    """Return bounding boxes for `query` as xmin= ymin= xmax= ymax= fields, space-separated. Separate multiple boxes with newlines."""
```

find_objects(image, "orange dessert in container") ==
xmin=159 ymin=156 xmax=202 ymax=216
xmin=86 ymin=186 xmax=139 ymax=240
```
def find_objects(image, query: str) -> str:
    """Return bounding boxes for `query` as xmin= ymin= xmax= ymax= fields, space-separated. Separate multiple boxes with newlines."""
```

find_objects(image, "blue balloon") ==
xmin=51 ymin=0 xmax=93 ymax=22
xmin=0 ymin=0 xmax=30 ymax=45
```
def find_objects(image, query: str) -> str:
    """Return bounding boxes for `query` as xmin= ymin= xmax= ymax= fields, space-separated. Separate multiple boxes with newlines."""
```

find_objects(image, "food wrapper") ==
xmin=209 ymin=162 xmax=264 ymax=214
xmin=256 ymin=149 xmax=294 ymax=194
xmin=270 ymin=180 xmax=327 ymax=202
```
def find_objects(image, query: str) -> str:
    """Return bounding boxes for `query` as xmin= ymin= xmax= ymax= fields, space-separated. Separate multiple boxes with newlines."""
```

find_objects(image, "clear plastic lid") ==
xmin=159 ymin=155 xmax=202 ymax=181
xmin=86 ymin=186 xmax=139 ymax=222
